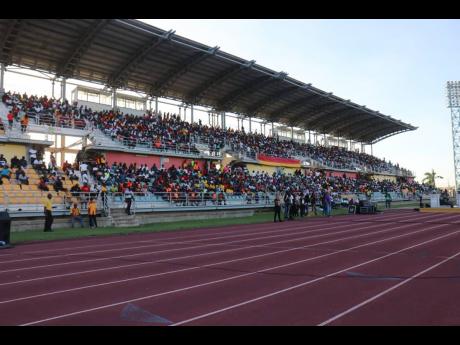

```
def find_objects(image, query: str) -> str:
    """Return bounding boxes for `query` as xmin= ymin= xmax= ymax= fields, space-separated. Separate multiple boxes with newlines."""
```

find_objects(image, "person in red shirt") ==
xmin=7 ymin=111 xmax=14 ymax=130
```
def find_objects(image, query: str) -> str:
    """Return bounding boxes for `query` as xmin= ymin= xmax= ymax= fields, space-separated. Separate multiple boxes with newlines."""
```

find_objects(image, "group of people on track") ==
xmin=274 ymin=188 xmax=333 ymax=222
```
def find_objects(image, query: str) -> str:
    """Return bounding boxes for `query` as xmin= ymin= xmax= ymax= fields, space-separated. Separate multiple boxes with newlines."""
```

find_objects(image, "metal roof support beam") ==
xmin=150 ymin=46 xmax=220 ymax=97
xmin=187 ymin=60 xmax=256 ymax=105
xmin=267 ymin=92 xmax=318 ymax=123
xmin=370 ymin=128 xmax=412 ymax=144
xmin=329 ymin=113 xmax=371 ymax=137
xmin=217 ymin=71 xmax=288 ymax=112
xmin=216 ymin=74 xmax=275 ymax=111
xmin=317 ymin=108 xmax=362 ymax=134
xmin=246 ymin=85 xmax=297 ymax=116
xmin=213 ymin=71 xmax=285 ymax=112
xmin=57 ymin=19 xmax=111 ymax=78
xmin=108 ymin=30 xmax=175 ymax=88
xmin=357 ymin=123 xmax=401 ymax=143
xmin=348 ymin=121 xmax=389 ymax=141
xmin=0 ymin=19 xmax=24 ymax=65
xmin=303 ymin=102 xmax=349 ymax=128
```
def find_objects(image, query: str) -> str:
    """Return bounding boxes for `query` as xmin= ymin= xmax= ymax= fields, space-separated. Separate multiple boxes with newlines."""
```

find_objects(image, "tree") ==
xmin=422 ymin=169 xmax=443 ymax=187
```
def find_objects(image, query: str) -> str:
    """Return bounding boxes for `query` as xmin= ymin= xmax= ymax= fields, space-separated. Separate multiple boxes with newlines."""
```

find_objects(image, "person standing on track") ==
xmin=274 ymin=193 xmax=282 ymax=222
xmin=70 ymin=203 xmax=84 ymax=228
xmin=124 ymin=187 xmax=134 ymax=215
xmin=385 ymin=192 xmax=392 ymax=208
xmin=304 ymin=191 xmax=310 ymax=217
xmin=283 ymin=190 xmax=291 ymax=221
xmin=311 ymin=191 xmax=318 ymax=216
xmin=88 ymin=198 xmax=98 ymax=229
xmin=43 ymin=193 xmax=53 ymax=232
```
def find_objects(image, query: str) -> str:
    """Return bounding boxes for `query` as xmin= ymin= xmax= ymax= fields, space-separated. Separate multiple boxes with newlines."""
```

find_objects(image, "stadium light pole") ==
xmin=447 ymin=81 xmax=460 ymax=193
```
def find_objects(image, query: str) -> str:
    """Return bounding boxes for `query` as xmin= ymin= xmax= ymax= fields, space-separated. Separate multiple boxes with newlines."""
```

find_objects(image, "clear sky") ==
xmin=4 ymin=19 xmax=460 ymax=186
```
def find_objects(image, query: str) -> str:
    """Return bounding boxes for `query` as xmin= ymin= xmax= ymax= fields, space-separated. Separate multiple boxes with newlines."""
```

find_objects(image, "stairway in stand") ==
xmin=110 ymin=208 xmax=140 ymax=227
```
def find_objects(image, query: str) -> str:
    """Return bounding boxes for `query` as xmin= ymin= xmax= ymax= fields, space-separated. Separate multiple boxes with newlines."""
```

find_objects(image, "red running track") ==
xmin=1 ymin=209 xmax=460 ymax=326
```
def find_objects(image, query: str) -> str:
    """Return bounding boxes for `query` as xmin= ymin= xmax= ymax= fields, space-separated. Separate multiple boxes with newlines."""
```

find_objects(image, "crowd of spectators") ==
xmin=2 ymin=91 xmax=413 ymax=176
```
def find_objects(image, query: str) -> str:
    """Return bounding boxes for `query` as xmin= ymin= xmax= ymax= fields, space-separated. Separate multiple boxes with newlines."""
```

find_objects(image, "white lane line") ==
xmin=19 ymin=223 xmax=452 ymax=326
xmin=318 ymin=250 xmax=460 ymax=325
xmin=0 ymin=220 xmax=423 ymax=304
xmin=0 ymin=220 xmax=377 ymax=274
xmin=1 ymin=220 xmax=353 ymax=265
xmin=170 ymin=224 xmax=457 ymax=326
xmin=0 ymin=219 xmax=414 ymax=287
xmin=15 ymin=219 xmax=330 ymax=255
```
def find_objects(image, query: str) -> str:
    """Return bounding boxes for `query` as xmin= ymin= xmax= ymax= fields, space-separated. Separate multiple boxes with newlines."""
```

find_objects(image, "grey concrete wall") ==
xmin=11 ymin=208 xmax=258 ymax=232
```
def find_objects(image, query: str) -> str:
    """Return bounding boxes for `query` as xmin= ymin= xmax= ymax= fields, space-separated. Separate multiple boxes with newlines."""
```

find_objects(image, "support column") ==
xmin=249 ymin=117 xmax=252 ymax=133
xmin=323 ymin=133 xmax=326 ymax=146
xmin=61 ymin=78 xmax=67 ymax=101
xmin=51 ymin=78 xmax=55 ymax=98
xmin=60 ymin=135 xmax=65 ymax=167
xmin=308 ymin=130 xmax=311 ymax=144
xmin=237 ymin=117 xmax=240 ymax=131
xmin=0 ymin=63 xmax=5 ymax=94
xmin=221 ymin=112 xmax=226 ymax=129
xmin=149 ymin=98 xmax=152 ymax=112
xmin=291 ymin=126 xmax=294 ymax=141
xmin=112 ymin=88 xmax=117 ymax=110
xmin=271 ymin=122 xmax=274 ymax=137
xmin=208 ymin=112 xmax=211 ymax=126
xmin=260 ymin=122 xmax=263 ymax=134
xmin=183 ymin=106 xmax=187 ymax=122
xmin=155 ymin=96 xmax=158 ymax=114
xmin=371 ymin=143 xmax=373 ymax=156
xmin=191 ymin=105 xmax=194 ymax=123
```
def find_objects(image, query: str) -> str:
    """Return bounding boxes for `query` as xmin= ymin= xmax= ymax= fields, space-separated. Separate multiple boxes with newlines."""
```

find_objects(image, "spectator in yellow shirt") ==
xmin=88 ymin=198 xmax=98 ymax=229
xmin=70 ymin=203 xmax=84 ymax=228
xmin=43 ymin=193 xmax=53 ymax=232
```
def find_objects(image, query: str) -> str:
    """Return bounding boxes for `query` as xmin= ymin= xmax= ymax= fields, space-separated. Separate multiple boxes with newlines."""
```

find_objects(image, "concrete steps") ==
xmin=110 ymin=209 xmax=140 ymax=227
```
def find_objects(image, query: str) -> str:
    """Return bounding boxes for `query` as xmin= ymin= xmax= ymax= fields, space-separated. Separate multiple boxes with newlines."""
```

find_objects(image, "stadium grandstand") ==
xmin=0 ymin=19 xmax=433 ymax=231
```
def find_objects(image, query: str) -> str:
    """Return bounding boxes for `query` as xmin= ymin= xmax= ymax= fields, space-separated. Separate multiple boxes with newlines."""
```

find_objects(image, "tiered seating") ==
xmin=0 ymin=166 xmax=73 ymax=207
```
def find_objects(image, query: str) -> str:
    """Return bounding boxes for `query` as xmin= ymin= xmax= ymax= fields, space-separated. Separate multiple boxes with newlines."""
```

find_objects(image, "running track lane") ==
xmin=1 ymin=211 xmax=458 ymax=324
xmin=0 ymin=216 xmax=433 ymax=306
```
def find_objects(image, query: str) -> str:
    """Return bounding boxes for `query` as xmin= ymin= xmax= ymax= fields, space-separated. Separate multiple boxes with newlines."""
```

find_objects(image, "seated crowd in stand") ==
xmin=3 ymin=91 xmax=412 ymax=175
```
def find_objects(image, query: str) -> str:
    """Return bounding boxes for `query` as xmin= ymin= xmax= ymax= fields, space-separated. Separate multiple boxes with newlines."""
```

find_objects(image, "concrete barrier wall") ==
xmin=11 ymin=208 xmax=257 ymax=232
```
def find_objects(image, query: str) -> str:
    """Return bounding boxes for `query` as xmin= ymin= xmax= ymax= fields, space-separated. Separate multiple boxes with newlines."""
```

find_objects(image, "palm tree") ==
xmin=422 ymin=169 xmax=443 ymax=187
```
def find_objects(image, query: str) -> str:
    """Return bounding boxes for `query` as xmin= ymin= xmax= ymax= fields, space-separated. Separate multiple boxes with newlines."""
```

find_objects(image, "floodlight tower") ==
xmin=447 ymin=81 xmax=460 ymax=192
